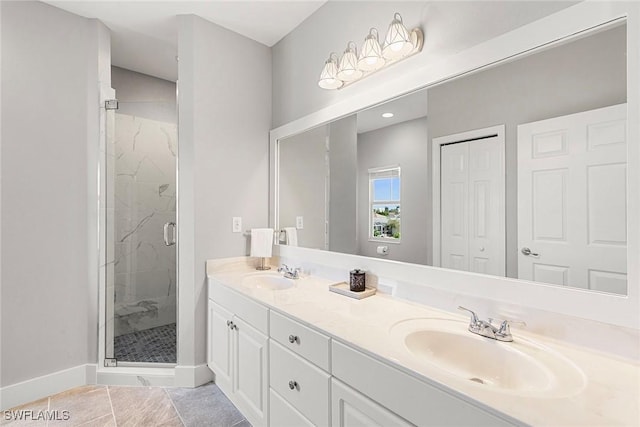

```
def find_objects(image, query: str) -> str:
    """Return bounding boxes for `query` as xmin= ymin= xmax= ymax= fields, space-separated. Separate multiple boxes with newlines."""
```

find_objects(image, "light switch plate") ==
xmin=232 ymin=217 xmax=242 ymax=233
xmin=296 ymin=216 xmax=304 ymax=229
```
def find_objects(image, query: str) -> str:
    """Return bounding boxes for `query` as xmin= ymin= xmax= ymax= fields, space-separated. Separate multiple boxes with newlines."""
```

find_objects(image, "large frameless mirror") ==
xmin=276 ymin=21 xmax=628 ymax=295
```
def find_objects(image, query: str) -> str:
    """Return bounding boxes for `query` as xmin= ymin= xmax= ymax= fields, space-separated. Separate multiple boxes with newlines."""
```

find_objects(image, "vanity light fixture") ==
xmin=318 ymin=12 xmax=423 ymax=90
xmin=381 ymin=112 xmax=394 ymax=118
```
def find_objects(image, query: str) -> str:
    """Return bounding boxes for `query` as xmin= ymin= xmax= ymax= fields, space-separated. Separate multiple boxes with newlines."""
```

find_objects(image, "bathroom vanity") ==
xmin=206 ymin=257 xmax=639 ymax=427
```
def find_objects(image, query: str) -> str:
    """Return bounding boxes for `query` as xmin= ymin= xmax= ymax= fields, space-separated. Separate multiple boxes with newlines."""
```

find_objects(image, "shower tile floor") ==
xmin=1 ymin=383 xmax=251 ymax=427
xmin=114 ymin=323 xmax=176 ymax=363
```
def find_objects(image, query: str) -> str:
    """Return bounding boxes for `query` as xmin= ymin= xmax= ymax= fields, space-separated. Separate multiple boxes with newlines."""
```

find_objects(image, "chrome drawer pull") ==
xmin=288 ymin=334 xmax=299 ymax=344
xmin=288 ymin=380 xmax=299 ymax=390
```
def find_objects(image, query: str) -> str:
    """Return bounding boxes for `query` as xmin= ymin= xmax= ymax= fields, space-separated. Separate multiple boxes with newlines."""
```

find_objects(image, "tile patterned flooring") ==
xmin=114 ymin=323 xmax=176 ymax=364
xmin=2 ymin=383 xmax=250 ymax=427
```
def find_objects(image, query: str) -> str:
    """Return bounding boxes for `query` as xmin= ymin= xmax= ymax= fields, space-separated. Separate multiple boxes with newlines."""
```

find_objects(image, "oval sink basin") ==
xmin=390 ymin=318 xmax=585 ymax=397
xmin=242 ymin=274 xmax=294 ymax=290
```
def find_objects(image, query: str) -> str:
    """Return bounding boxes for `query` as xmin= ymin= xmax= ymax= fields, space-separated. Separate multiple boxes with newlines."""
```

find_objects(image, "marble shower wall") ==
xmin=112 ymin=113 xmax=177 ymax=336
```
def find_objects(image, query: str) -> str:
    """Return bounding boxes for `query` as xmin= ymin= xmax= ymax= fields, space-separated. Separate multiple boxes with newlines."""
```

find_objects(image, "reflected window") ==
xmin=369 ymin=166 xmax=401 ymax=241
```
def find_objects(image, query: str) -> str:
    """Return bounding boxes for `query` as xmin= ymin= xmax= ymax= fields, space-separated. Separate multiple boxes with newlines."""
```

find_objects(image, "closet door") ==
xmin=440 ymin=136 xmax=505 ymax=276
xmin=441 ymin=142 xmax=470 ymax=271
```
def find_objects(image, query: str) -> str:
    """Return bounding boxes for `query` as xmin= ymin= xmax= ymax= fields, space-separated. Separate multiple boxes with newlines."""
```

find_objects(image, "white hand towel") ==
xmin=284 ymin=227 xmax=298 ymax=246
xmin=250 ymin=228 xmax=274 ymax=258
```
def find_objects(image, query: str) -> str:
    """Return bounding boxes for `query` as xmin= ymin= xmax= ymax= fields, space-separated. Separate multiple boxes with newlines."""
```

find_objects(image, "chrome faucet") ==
xmin=458 ymin=306 xmax=525 ymax=342
xmin=278 ymin=264 xmax=301 ymax=279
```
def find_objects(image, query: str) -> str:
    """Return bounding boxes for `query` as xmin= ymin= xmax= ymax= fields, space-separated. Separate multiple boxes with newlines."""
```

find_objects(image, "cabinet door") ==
xmin=207 ymin=300 xmax=233 ymax=393
xmin=270 ymin=389 xmax=315 ymax=427
xmin=233 ymin=315 xmax=269 ymax=427
xmin=332 ymin=379 xmax=413 ymax=427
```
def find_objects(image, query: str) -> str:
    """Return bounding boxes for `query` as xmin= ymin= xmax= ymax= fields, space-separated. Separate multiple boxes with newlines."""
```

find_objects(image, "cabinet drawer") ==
xmin=269 ymin=389 xmax=314 ymax=427
xmin=208 ymin=279 xmax=268 ymax=335
xmin=270 ymin=310 xmax=330 ymax=371
xmin=332 ymin=340 xmax=516 ymax=427
xmin=270 ymin=340 xmax=330 ymax=427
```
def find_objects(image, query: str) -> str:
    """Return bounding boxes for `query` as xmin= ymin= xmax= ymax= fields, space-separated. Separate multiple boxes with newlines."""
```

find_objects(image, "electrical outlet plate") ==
xmin=104 ymin=358 xmax=117 ymax=367
xmin=296 ymin=216 xmax=304 ymax=229
xmin=232 ymin=217 xmax=242 ymax=233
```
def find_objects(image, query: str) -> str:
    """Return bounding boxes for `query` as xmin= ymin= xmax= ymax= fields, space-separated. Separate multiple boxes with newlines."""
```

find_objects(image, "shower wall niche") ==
xmin=106 ymin=67 xmax=177 ymax=363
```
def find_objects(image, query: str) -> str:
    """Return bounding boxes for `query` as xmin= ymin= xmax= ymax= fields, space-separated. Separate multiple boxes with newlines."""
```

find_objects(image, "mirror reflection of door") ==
xmin=437 ymin=126 xmax=506 ymax=276
xmin=517 ymin=104 xmax=627 ymax=294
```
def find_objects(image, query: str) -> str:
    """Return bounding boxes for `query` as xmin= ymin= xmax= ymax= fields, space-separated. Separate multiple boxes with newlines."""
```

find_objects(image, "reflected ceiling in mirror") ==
xmin=277 ymin=22 xmax=628 ymax=295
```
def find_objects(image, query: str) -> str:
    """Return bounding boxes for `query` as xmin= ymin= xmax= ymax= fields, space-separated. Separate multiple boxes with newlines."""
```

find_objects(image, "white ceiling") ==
xmin=357 ymin=89 xmax=429 ymax=134
xmin=43 ymin=1 xmax=326 ymax=81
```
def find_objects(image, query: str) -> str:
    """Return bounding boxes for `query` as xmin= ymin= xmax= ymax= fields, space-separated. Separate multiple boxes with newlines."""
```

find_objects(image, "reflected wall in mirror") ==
xmin=277 ymin=22 xmax=628 ymax=295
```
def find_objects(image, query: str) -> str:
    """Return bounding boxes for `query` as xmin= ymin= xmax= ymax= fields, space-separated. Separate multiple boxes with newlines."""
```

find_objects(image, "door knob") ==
xmin=288 ymin=380 xmax=299 ymax=390
xmin=521 ymin=247 xmax=540 ymax=257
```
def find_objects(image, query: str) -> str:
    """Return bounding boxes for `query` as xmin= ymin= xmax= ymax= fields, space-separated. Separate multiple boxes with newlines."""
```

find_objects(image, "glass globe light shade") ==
xmin=318 ymin=53 xmax=343 ymax=90
xmin=337 ymin=42 xmax=363 ymax=82
xmin=382 ymin=13 xmax=414 ymax=60
xmin=357 ymin=28 xmax=386 ymax=71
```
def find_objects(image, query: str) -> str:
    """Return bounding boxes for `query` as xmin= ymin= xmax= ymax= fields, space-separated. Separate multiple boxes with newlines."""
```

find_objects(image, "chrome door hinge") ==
xmin=105 ymin=99 xmax=119 ymax=110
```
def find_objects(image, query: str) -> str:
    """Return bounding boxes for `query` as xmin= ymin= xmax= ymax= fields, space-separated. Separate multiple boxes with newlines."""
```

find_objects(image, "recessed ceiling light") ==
xmin=382 ymin=112 xmax=394 ymax=118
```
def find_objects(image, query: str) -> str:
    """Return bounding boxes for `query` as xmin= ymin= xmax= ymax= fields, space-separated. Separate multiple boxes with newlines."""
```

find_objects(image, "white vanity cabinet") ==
xmin=268 ymin=310 xmax=331 ymax=426
xmin=331 ymin=341 xmax=515 ymax=427
xmin=207 ymin=272 xmax=518 ymax=427
xmin=207 ymin=280 xmax=269 ymax=427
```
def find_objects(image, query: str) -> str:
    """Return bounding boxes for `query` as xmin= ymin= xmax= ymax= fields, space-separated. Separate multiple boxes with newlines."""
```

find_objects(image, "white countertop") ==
xmin=207 ymin=258 xmax=639 ymax=426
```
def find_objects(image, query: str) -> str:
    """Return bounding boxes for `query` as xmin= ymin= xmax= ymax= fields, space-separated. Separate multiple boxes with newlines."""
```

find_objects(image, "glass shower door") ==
xmin=104 ymin=100 xmax=178 ymax=365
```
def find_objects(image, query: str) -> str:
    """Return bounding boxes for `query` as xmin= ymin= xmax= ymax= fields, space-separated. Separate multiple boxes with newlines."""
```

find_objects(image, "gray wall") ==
xmin=111 ymin=66 xmax=177 ymax=123
xmin=279 ymin=126 xmax=328 ymax=250
xmin=1 ymin=1 xmax=107 ymax=386
xmin=272 ymin=1 xmax=576 ymax=127
xmin=178 ymin=14 xmax=272 ymax=367
xmin=357 ymin=118 xmax=429 ymax=264
xmin=329 ymin=115 xmax=358 ymax=255
xmin=428 ymin=24 xmax=627 ymax=278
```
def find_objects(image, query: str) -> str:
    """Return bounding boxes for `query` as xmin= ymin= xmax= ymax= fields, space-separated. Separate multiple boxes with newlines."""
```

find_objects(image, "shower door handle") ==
xmin=163 ymin=222 xmax=176 ymax=246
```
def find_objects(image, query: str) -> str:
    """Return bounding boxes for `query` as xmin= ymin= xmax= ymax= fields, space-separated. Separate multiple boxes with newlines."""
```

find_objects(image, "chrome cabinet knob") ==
xmin=288 ymin=335 xmax=299 ymax=344
xmin=288 ymin=380 xmax=299 ymax=390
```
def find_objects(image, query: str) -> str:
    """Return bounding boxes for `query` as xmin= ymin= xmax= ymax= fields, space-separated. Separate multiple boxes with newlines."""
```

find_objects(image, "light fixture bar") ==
xmin=318 ymin=13 xmax=424 ymax=90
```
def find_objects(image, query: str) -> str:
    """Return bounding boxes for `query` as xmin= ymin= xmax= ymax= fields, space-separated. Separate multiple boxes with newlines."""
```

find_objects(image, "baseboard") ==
xmin=174 ymin=364 xmax=214 ymax=387
xmin=1 ymin=364 xmax=213 ymax=410
xmin=95 ymin=367 xmax=176 ymax=387
xmin=0 ymin=364 xmax=97 ymax=410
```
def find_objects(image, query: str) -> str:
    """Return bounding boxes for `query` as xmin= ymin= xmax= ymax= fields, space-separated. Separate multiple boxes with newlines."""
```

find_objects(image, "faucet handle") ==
xmin=458 ymin=306 xmax=479 ymax=326
xmin=497 ymin=319 xmax=527 ymax=336
xmin=277 ymin=264 xmax=289 ymax=273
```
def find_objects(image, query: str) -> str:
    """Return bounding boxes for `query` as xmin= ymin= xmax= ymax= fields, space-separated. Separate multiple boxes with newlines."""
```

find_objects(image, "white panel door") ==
xmin=441 ymin=137 xmax=505 ymax=276
xmin=517 ymin=104 xmax=627 ymax=293
xmin=233 ymin=316 xmax=268 ymax=427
